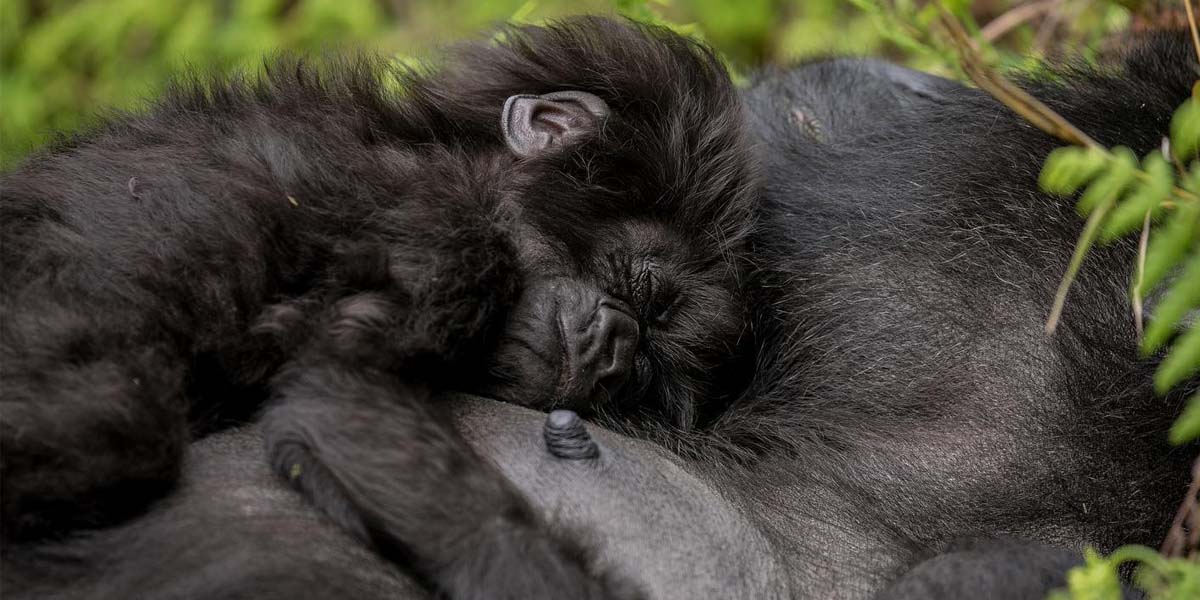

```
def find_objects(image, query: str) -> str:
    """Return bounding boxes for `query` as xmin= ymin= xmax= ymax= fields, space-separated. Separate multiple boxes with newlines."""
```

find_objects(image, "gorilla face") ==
xmin=477 ymin=84 xmax=758 ymax=429
xmin=484 ymin=217 xmax=751 ymax=430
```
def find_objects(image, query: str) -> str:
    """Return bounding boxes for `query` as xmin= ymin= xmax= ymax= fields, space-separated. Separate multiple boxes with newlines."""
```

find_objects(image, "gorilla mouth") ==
xmin=479 ymin=279 xmax=641 ymax=412
xmin=552 ymin=297 xmax=640 ymax=411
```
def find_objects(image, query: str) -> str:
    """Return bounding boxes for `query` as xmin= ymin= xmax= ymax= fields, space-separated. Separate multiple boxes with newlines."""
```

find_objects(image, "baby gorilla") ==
xmin=0 ymin=17 xmax=757 ymax=599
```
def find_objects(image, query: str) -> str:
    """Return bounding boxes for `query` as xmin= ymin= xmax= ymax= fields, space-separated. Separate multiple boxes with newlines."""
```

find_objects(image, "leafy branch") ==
xmin=929 ymin=3 xmax=1200 ymax=599
xmin=937 ymin=1 xmax=1200 ymax=401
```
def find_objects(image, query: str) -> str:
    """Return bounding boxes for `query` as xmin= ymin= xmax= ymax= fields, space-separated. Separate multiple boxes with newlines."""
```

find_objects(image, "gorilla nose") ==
xmin=563 ymin=300 xmax=639 ymax=405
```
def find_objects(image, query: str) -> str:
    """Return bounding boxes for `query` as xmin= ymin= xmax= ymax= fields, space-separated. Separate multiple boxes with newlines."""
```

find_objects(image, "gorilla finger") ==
xmin=544 ymin=410 xmax=601 ymax=460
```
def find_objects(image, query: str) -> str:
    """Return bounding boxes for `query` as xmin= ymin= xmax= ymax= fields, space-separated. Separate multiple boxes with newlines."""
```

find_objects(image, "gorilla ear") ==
xmin=502 ymin=91 xmax=609 ymax=158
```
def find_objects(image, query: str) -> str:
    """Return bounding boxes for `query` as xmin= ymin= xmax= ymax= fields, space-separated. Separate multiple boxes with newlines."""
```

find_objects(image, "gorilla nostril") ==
xmin=598 ymin=297 xmax=634 ymax=318
xmin=590 ymin=305 xmax=638 ymax=391
xmin=554 ymin=290 xmax=640 ymax=408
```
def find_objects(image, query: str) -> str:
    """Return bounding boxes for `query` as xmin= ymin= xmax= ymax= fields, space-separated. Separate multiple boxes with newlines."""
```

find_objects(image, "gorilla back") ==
xmin=721 ymin=29 xmax=1198 ymax=593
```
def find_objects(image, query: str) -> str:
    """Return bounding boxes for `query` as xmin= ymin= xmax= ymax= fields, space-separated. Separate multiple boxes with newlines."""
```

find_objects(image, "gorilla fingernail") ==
xmin=544 ymin=410 xmax=600 ymax=460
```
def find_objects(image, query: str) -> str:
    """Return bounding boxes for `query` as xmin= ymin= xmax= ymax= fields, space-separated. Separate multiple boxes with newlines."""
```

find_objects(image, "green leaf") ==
xmin=1169 ymin=392 xmax=1200 ymax=445
xmin=1061 ymin=548 xmax=1123 ymax=600
xmin=1039 ymin=146 xmax=1109 ymax=195
xmin=1156 ymin=320 xmax=1200 ymax=394
xmin=1185 ymin=162 xmax=1200 ymax=194
xmin=1138 ymin=201 xmax=1200 ymax=305
xmin=1101 ymin=151 xmax=1172 ymax=242
xmin=1076 ymin=148 xmax=1137 ymax=216
xmin=1130 ymin=554 xmax=1200 ymax=599
xmin=1157 ymin=556 xmax=1200 ymax=599
xmin=1172 ymin=98 xmax=1200 ymax=162
xmin=1143 ymin=248 xmax=1200 ymax=357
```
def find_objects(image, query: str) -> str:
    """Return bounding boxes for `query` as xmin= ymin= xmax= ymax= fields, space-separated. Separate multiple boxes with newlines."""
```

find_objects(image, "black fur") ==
xmin=714 ymin=31 xmax=1198 ymax=594
xmin=1 ymin=16 xmax=1197 ymax=600
xmin=0 ymin=17 xmax=757 ymax=599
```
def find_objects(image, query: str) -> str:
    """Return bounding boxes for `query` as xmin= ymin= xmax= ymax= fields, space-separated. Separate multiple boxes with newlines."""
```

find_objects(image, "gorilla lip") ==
xmin=551 ymin=299 xmax=639 ymax=411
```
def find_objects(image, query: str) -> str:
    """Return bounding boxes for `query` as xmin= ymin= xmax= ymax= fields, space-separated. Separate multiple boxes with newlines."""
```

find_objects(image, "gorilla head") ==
xmin=0 ymin=19 xmax=757 ymax=567
xmin=0 ymin=19 xmax=763 ymax=598
xmin=442 ymin=20 xmax=760 ymax=429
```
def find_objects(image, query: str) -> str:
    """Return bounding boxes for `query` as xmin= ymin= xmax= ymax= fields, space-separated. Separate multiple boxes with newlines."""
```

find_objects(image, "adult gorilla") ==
xmin=3 ymin=22 xmax=1196 ymax=600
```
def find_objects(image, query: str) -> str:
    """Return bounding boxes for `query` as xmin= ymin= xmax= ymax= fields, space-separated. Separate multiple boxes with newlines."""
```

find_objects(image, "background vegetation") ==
xmin=2 ymin=0 xmax=1197 ymax=597
xmin=1 ymin=0 xmax=1140 ymax=168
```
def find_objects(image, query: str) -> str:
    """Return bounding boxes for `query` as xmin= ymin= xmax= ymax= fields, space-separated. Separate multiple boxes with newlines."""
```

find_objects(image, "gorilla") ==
xmin=2 ymin=17 xmax=755 ymax=598
xmin=2 ymin=15 xmax=1197 ymax=600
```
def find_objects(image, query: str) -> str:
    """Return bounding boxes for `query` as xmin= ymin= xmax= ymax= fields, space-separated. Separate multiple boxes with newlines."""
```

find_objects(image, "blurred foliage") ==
xmin=0 ymin=0 xmax=1139 ymax=167
xmin=1047 ymin=546 xmax=1200 ymax=600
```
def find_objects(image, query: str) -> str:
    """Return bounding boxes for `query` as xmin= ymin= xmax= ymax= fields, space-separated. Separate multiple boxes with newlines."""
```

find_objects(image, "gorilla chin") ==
xmin=478 ymin=196 xmax=755 ymax=429
xmin=482 ymin=278 xmax=642 ymax=414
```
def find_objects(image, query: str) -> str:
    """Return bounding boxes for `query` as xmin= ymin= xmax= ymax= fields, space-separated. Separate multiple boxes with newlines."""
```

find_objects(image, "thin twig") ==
xmin=981 ymin=0 xmax=1059 ymax=42
xmin=1045 ymin=197 xmax=1114 ymax=333
xmin=1132 ymin=209 xmax=1151 ymax=338
xmin=938 ymin=9 xmax=1200 ymax=206
xmin=1184 ymin=0 xmax=1200 ymax=65
xmin=1162 ymin=456 xmax=1200 ymax=557
xmin=938 ymin=9 xmax=1099 ymax=147
xmin=936 ymin=6 xmax=1200 ymax=335
xmin=1033 ymin=0 xmax=1068 ymax=55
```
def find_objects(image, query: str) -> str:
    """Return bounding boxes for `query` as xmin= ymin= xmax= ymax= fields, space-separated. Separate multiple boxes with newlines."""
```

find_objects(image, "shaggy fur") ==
xmin=1 ymin=17 xmax=757 ymax=598
xmin=724 ymin=29 xmax=1198 ymax=574
xmin=2 ymin=17 xmax=1197 ymax=600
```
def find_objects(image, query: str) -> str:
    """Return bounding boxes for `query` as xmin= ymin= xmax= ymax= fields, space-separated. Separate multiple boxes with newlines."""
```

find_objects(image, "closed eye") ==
xmin=651 ymin=293 xmax=683 ymax=326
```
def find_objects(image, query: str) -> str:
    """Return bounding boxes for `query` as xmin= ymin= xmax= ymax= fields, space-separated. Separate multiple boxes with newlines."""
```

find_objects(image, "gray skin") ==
xmin=0 ymin=397 xmax=785 ymax=600
xmin=2 ymin=396 xmax=1090 ymax=600
xmin=459 ymin=398 xmax=787 ymax=599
